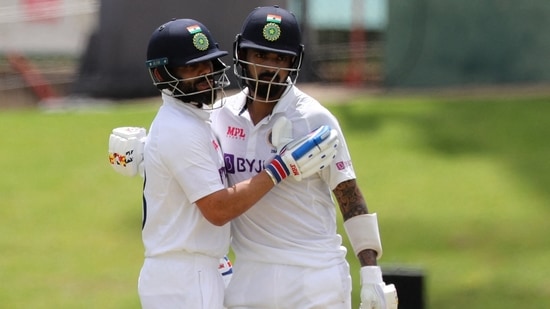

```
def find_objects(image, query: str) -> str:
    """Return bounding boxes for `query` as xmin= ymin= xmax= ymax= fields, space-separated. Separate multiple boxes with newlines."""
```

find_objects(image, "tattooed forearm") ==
xmin=335 ymin=180 xmax=378 ymax=266
xmin=333 ymin=179 xmax=369 ymax=221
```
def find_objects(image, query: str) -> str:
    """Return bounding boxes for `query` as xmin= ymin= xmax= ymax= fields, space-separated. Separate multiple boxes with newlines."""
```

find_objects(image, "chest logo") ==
xmin=226 ymin=126 xmax=246 ymax=139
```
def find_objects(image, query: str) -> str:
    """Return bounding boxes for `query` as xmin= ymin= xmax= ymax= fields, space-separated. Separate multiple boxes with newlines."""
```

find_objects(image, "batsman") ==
xmin=211 ymin=5 xmax=398 ymax=309
xmin=107 ymin=17 xmax=340 ymax=309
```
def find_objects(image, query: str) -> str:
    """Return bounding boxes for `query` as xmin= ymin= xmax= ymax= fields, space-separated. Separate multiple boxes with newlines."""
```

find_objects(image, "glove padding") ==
xmin=266 ymin=121 xmax=339 ymax=184
xmin=359 ymin=266 xmax=398 ymax=309
xmin=218 ymin=255 xmax=233 ymax=288
xmin=108 ymin=127 xmax=146 ymax=177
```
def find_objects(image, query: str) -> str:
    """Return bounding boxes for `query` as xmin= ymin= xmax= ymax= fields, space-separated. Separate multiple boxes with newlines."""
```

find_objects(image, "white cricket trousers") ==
xmin=138 ymin=251 xmax=225 ymax=309
xmin=225 ymin=260 xmax=352 ymax=309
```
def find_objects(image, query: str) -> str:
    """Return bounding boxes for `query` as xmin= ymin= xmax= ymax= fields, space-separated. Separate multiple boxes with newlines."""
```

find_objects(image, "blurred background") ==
xmin=3 ymin=0 xmax=548 ymax=108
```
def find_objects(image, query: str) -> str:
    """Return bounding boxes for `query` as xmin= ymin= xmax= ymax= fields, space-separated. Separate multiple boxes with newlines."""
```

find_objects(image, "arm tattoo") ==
xmin=334 ymin=179 xmax=378 ymax=266
xmin=333 ymin=179 xmax=368 ymax=221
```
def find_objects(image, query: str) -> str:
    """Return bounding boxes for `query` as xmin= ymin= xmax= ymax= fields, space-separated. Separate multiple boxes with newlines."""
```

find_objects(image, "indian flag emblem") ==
xmin=187 ymin=25 xmax=202 ymax=34
xmin=266 ymin=14 xmax=282 ymax=24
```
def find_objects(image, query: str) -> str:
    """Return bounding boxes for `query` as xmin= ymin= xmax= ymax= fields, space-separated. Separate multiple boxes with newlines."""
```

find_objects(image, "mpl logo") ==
xmin=226 ymin=126 xmax=246 ymax=140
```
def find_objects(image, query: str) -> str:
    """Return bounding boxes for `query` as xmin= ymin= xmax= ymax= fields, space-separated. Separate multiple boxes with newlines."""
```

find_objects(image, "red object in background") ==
xmin=345 ymin=0 xmax=366 ymax=86
xmin=6 ymin=52 xmax=58 ymax=100
xmin=345 ymin=27 xmax=366 ymax=87
xmin=21 ymin=0 xmax=61 ymax=21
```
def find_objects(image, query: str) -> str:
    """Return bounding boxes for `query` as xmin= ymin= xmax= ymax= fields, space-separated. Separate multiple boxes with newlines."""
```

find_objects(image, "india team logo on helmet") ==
xmin=187 ymin=25 xmax=210 ymax=51
xmin=263 ymin=14 xmax=282 ymax=42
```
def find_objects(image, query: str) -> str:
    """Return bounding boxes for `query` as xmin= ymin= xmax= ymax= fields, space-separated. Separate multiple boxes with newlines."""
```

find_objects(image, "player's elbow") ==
xmin=203 ymin=213 xmax=230 ymax=226
xmin=195 ymin=196 xmax=232 ymax=226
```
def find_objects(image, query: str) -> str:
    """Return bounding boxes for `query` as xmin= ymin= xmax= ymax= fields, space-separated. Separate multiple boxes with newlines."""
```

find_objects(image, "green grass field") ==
xmin=1 ymin=92 xmax=549 ymax=308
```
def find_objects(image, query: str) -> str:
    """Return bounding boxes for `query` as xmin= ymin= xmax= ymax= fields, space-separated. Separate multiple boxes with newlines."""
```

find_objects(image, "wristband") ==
xmin=265 ymin=155 xmax=290 ymax=184
xmin=264 ymin=168 xmax=279 ymax=185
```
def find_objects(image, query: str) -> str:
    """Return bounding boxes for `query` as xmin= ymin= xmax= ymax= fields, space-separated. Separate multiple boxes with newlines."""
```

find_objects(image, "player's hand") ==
xmin=266 ymin=123 xmax=338 ymax=184
xmin=108 ymin=127 xmax=146 ymax=177
xmin=359 ymin=266 xmax=398 ymax=309
xmin=218 ymin=255 xmax=233 ymax=288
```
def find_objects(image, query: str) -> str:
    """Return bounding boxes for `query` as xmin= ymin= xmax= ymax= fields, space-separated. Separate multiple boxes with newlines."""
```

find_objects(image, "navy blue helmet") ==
xmin=146 ymin=18 xmax=229 ymax=106
xmin=233 ymin=6 xmax=304 ymax=102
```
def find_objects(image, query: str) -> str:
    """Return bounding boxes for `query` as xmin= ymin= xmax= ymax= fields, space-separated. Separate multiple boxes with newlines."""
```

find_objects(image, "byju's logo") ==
xmin=224 ymin=153 xmax=265 ymax=174
xmin=226 ymin=126 xmax=246 ymax=140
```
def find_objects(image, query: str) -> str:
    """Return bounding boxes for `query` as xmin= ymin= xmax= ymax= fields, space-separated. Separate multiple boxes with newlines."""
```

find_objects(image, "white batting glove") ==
xmin=271 ymin=116 xmax=294 ymax=149
xmin=359 ymin=266 xmax=398 ymax=309
xmin=108 ymin=127 xmax=146 ymax=177
xmin=265 ymin=124 xmax=338 ymax=184
xmin=218 ymin=256 xmax=233 ymax=288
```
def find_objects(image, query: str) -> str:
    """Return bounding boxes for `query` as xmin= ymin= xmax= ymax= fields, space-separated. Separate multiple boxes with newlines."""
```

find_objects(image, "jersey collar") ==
xmin=162 ymin=93 xmax=211 ymax=121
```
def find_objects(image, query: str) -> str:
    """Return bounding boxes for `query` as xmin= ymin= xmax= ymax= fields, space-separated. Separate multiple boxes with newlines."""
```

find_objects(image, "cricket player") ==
xmin=210 ymin=6 xmax=398 ymax=309
xmin=108 ymin=18 xmax=340 ymax=309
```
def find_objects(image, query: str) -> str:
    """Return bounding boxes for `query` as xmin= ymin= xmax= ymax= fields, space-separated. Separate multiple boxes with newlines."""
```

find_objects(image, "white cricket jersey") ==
xmin=142 ymin=94 xmax=230 ymax=258
xmin=211 ymin=86 xmax=356 ymax=268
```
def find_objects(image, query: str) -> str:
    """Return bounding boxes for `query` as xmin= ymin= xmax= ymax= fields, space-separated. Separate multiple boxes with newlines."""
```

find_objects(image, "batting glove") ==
xmin=265 ymin=124 xmax=338 ymax=184
xmin=359 ymin=266 xmax=398 ymax=309
xmin=108 ymin=127 xmax=146 ymax=177
xmin=271 ymin=116 xmax=294 ymax=149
